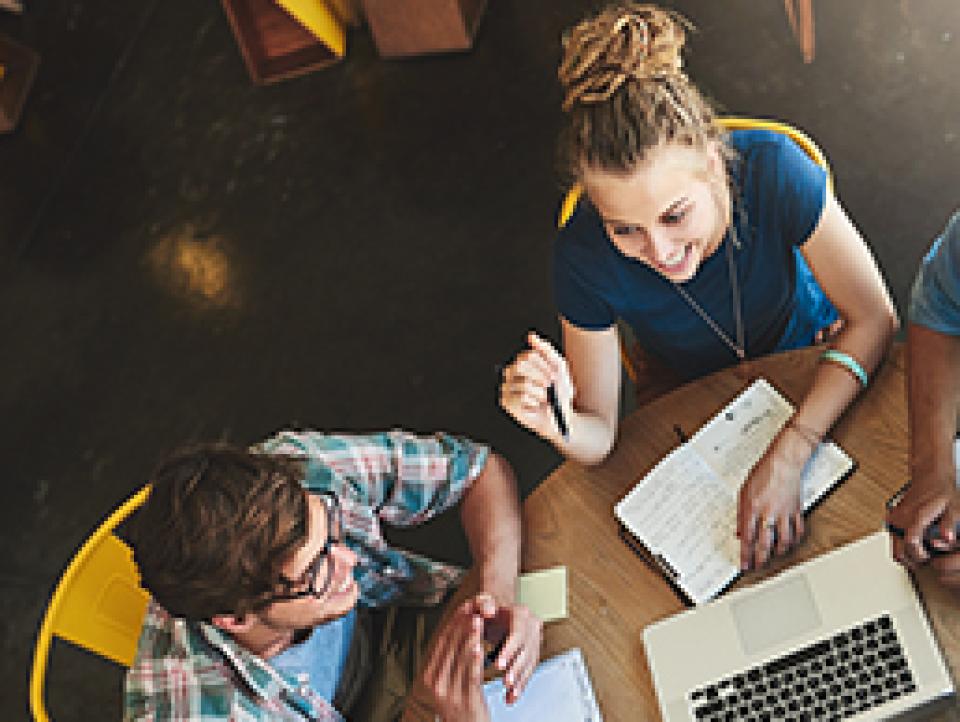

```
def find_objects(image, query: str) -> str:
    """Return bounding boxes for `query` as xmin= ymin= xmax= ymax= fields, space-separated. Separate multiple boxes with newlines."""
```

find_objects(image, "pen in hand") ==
xmin=885 ymin=482 xmax=960 ymax=557
xmin=885 ymin=520 xmax=960 ymax=558
xmin=547 ymin=384 xmax=569 ymax=441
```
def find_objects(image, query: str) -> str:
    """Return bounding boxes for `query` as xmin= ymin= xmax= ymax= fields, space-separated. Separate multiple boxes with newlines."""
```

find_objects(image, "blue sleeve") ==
xmin=909 ymin=211 xmax=960 ymax=336
xmin=772 ymin=134 xmax=829 ymax=247
xmin=553 ymin=224 xmax=616 ymax=330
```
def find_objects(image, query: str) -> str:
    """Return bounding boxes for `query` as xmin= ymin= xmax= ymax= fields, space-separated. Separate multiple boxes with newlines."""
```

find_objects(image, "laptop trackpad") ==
xmin=731 ymin=575 xmax=822 ymax=656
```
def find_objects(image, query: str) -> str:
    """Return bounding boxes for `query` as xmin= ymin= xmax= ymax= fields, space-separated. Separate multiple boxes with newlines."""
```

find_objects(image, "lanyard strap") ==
xmin=671 ymin=224 xmax=745 ymax=361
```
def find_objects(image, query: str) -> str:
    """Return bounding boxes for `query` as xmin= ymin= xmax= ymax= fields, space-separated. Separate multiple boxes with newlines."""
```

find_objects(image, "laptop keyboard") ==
xmin=689 ymin=614 xmax=916 ymax=721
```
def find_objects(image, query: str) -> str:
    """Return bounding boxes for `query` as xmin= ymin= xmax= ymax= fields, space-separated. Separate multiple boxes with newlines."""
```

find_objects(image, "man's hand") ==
xmin=737 ymin=427 xmax=811 ymax=570
xmin=932 ymin=549 xmax=960 ymax=590
xmin=887 ymin=475 xmax=960 ymax=566
xmin=473 ymin=594 xmax=543 ymax=704
xmin=419 ymin=597 xmax=492 ymax=722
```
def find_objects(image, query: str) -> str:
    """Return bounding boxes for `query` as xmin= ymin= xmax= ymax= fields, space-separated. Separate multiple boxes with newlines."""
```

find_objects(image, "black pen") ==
xmin=886 ymin=483 xmax=959 ymax=556
xmin=547 ymin=384 xmax=569 ymax=440
xmin=885 ymin=521 xmax=960 ymax=557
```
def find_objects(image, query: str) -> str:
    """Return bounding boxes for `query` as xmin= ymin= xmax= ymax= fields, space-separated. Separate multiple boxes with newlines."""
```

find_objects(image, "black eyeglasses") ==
xmin=267 ymin=492 xmax=344 ymax=603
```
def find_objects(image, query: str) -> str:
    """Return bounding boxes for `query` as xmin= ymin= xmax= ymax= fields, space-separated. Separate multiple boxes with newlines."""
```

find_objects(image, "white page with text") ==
xmin=615 ymin=379 xmax=854 ymax=605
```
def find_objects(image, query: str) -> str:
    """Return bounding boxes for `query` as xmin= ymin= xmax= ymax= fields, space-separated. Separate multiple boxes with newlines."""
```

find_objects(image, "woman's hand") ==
xmin=737 ymin=425 xmax=815 ymax=570
xmin=499 ymin=332 xmax=574 ymax=443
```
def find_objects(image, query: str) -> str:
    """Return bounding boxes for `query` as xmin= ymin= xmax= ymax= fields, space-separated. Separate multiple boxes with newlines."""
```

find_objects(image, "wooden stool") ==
xmin=362 ymin=0 xmax=487 ymax=58
xmin=220 ymin=0 xmax=345 ymax=84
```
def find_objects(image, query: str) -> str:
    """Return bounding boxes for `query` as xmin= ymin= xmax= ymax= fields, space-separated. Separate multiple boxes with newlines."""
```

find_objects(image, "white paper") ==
xmin=483 ymin=648 xmax=603 ymax=721
xmin=615 ymin=379 xmax=854 ymax=605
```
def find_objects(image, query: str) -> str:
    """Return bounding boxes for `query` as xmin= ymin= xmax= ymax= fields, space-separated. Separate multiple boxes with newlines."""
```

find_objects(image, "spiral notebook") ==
xmin=614 ymin=378 xmax=855 ymax=606
xmin=483 ymin=647 xmax=603 ymax=721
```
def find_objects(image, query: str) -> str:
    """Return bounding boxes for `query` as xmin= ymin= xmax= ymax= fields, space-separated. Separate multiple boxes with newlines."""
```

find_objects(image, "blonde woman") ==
xmin=500 ymin=3 xmax=897 ymax=570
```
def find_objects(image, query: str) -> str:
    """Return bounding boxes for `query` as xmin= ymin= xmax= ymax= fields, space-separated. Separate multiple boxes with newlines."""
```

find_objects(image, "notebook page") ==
xmin=615 ymin=379 xmax=854 ymax=605
xmin=483 ymin=647 xmax=603 ymax=721
xmin=614 ymin=444 xmax=740 ymax=604
xmin=688 ymin=379 xmax=854 ymax=507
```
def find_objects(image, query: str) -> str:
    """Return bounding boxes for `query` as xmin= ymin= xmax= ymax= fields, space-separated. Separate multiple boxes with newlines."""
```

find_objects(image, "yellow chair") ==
xmin=556 ymin=117 xmax=832 ymax=386
xmin=30 ymin=485 xmax=152 ymax=722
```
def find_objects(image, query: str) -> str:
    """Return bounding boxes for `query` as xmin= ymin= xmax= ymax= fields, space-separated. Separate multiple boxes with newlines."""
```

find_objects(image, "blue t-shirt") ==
xmin=909 ymin=210 xmax=960 ymax=335
xmin=554 ymin=128 xmax=839 ymax=380
xmin=269 ymin=608 xmax=357 ymax=704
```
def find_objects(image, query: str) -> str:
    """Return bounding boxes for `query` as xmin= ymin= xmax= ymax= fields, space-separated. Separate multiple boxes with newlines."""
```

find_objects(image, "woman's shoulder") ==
xmin=729 ymin=127 xmax=826 ymax=206
xmin=729 ymin=127 xmax=801 ymax=170
xmin=555 ymin=197 xmax=607 ymax=256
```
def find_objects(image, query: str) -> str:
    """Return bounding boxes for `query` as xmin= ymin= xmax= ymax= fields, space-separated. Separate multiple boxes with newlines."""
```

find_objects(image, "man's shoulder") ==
xmin=909 ymin=211 xmax=960 ymax=333
xmin=124 ymin=602 xmax=234 ymax=717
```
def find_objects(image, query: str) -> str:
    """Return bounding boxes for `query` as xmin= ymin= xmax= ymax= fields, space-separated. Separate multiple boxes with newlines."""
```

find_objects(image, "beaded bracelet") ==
xmin=821 ymin=349 xmax=868 ymax=388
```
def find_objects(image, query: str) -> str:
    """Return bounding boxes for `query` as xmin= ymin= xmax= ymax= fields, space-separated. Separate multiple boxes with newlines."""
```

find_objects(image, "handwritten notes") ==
xmin=615 ymin=379 xmax=854 ymax=605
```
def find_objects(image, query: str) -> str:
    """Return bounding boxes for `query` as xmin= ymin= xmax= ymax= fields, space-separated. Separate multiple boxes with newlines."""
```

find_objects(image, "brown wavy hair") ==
xmin=558 ymin=2 xmax=726 ymax=181
xmin=129 ymin=443 xmax=308 ymax=621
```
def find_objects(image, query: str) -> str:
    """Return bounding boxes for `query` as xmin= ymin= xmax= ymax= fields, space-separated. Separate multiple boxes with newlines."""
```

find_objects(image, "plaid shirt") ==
xmin=124 ymin=429 xmax=489 ymax=721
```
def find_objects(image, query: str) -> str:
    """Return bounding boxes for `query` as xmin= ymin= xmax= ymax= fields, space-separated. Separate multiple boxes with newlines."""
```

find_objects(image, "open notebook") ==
xmin=483 ymin=648 xmax=603 ymax=721
xmin=615 ymin=378 xmax=855 ymax=606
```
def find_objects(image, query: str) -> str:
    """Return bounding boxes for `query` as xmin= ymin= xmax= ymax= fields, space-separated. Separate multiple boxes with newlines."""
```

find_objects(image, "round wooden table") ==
xmin=522 ymin=343 xmax=959 ymax=721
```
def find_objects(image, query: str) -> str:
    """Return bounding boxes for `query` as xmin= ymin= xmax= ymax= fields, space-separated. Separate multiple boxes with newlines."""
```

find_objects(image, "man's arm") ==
xmin=907 ymin=324 xmax=960 ymax=490
xmin=890 ymin=213 xmax=960 ymax=570
xmin=459 ymin=452 xmax=521 ymax=605
xmin=459 ymin=453 xmax=542 ymax=705
xmin=401 ymin=455 xmax=529 ymax=722
xmin=890 ymin=323 xmax=960 ymax=564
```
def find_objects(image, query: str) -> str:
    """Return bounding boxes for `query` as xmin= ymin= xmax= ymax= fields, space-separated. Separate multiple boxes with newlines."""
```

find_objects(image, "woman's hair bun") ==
xmin=560 ymin=3 xmax=691 ymax=112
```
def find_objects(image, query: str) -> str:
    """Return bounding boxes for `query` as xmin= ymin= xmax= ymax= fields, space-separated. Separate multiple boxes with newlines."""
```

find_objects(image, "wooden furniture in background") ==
xmin=361 ymin=0 xmax=487 ymax=58
xmin=517 ymin=344 xmax=958 ymax=721
xmin=220 ymin=0 xmax=345 ymax=84
xmin=326 ymin=0 xmax=361 ymax=26
xmin=0 ymin=32 xmax=38 ymax=133
xmin=785 ymin=0 xmax=815 ymax=63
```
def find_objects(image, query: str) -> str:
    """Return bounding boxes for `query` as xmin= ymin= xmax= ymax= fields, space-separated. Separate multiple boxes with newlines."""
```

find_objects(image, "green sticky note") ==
xmin=517 ymin=566 xmax=567 ymax=623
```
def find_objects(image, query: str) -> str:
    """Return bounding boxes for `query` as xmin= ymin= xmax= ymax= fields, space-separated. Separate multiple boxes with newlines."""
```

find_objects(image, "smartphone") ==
xmin=482 ymin=616 xmax=508 ymax=668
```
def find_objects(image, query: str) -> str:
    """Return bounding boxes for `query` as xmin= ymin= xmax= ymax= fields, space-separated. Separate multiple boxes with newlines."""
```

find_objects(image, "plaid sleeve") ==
xmin=259 ymin=429 xmax=489 ymax=527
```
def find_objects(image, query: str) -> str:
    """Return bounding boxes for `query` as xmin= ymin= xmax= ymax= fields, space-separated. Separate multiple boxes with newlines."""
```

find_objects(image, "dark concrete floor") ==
xmin=3 ymin=1 xmax=960 ymax=719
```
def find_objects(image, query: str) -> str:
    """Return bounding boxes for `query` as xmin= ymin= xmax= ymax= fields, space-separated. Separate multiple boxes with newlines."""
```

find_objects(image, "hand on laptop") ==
xmin=736 ymin=430 xmax=809 ymax=570
xmin=887 ymin=475 xmax=960 ymax=568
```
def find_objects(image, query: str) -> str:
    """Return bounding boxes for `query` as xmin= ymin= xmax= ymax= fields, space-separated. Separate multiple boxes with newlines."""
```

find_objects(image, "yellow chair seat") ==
xmin=30 ymin=485 xmax=152 ymax=722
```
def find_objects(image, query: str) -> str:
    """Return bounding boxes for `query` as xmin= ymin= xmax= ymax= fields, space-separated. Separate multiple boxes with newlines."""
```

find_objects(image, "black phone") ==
xmin=482 ymin=617 xmax=508 ymax=668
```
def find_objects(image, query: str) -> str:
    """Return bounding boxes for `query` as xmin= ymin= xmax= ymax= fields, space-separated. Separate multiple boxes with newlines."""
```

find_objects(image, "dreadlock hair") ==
xmin=558 ymin=2 xmax=727 ymax=182
xmin=129 ymin=443 xmax=309 ymax=622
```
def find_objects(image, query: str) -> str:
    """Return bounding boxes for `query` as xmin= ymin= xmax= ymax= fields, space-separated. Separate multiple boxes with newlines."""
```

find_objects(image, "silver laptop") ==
xmin=644 ymin=531 xmax=955 ymax=721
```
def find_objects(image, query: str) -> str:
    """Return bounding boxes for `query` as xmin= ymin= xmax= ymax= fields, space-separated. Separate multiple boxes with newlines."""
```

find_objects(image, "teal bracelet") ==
xmin=821 ymin=349 xmax=868 ymax=387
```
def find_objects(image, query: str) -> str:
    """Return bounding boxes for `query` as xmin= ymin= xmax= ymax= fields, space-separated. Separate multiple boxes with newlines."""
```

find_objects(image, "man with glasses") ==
xmin=123 ymin=430 xmax=540 ymax=721
xmin=888 ymin=211 xmax=960 ymax=590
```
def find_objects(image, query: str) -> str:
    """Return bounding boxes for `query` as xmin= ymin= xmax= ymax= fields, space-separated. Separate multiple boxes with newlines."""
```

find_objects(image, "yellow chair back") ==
xmin=555 ymin=117 xmax=832 ymax=384
xmin=30 ymin=485 xmax=152 ymax=722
